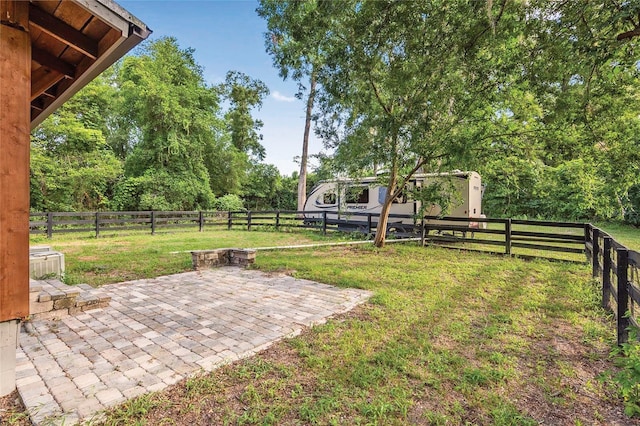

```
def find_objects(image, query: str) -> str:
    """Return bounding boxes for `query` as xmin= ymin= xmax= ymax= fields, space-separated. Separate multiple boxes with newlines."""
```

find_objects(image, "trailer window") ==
xmin=346 ymin=187 xmax=369 ymax=204
xmin=323 ymin=192 xmax=337 ymax=205
xmin=378 ymin=187 xmax=407 ymax=204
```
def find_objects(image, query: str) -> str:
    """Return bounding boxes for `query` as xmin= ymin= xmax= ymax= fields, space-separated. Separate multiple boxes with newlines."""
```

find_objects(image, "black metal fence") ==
xmin=586 ymin=225 xmax=640 ymax=345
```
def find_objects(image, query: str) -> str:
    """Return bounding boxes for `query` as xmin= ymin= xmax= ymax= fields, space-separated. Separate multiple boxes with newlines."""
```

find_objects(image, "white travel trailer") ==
xmin=303 ymin=171 xmax=483 ymax=232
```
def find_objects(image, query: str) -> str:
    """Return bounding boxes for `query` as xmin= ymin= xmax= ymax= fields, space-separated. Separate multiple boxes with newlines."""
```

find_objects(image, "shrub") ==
xmin=624 ymin=185 xmax=640 ymax=227
xmin=610 ymin=328 xmax=640 ymax=416
xmin=212 ymin=194 xmax=245 ymax=212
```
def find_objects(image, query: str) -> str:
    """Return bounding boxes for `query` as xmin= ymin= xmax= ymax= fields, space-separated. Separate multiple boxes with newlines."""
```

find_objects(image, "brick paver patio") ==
xmin=15 ymin=267 xmax=372 ymax=425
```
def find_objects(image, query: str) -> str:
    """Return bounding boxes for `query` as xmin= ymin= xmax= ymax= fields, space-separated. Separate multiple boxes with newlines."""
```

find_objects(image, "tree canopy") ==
xmin=258 ymin=0 xmax=640 ymax=244
xmin=31 ymin=37 xmax=296 ymax=213
xmin=30 ymin=6 xmax=640 ymax=231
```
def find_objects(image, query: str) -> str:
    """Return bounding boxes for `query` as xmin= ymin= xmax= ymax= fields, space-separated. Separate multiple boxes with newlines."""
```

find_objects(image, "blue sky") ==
xmin=118 ymin=0 xmax=323 ymax=175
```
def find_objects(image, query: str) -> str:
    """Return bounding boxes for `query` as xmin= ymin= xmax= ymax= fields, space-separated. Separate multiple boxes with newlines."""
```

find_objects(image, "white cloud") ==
xmin=271 ymin=91 xmax=296 ymax=102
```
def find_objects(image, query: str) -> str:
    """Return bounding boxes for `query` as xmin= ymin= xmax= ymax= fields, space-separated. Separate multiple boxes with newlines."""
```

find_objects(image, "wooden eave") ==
xmin=28 ymin=0 xmax=151 ymax=129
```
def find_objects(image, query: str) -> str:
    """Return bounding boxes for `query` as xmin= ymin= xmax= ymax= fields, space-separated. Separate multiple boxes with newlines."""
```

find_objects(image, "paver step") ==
xmin=29 ymin=279 xmax=111 ymax=320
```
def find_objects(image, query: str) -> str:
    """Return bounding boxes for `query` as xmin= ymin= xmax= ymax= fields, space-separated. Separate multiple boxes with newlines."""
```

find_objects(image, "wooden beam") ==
xmin=0 ymin=0 xmax=29 ymax=30
xmin=31 ymin=67 xmax=65 ymax=101
xmin=0 ymin=0 xmax=30 ymax=321
xmin=42 ymin=87 xmax=57 ymax=99
xmin=29 ymin=3 xmax=98 ymax=59
xmin=32 ymin=46 xmax=76 ymax=78
xmin=31 ymin=98 xmax=44 ymax=111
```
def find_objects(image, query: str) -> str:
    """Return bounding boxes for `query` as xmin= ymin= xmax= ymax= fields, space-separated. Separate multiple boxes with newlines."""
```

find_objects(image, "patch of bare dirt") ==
xmin=263 ymin=268 xmax=297 ymax=277
xmin=505 ymin=321 xmax=635 ymax=425
xmin=0 ymin=391 xmax=29 ymax=426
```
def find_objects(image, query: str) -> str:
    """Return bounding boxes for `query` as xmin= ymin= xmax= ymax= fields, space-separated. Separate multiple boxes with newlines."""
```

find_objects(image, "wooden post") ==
xmin=322 ymin=211 xmax=327 ymax=236
xmin=276 ymin=211 xmax=280 ymax=230
xmin=0 ymin=0 xmax=30 ymax=322
xmin=602 ymin=237 xmax=612 ymax=311
xmin=0 ymin=0 xmax=30 ymax=397
xmin=227 ymin=211 xmax=232 ymax=230
xmin=592 ymin=228 xmax=600 ymax=278
xmin=151 ymin=211 xmax=156 ymax=235
xmin=584 ymin=223 xmax=592 ymax=263
xmin=421 ymin=216 xmax=425 ymax=246
xmin=95 ymin=212 xmax=100 ymax=237
xmin=505 ymin=219 xmax=512 ymax=255
xmin=198 ymin=211 xmax=204 ymax=232
xmin=367 ymin=214 xmax=372 ymax=235
xmin=46 ymin=212 xmax=53 ymax=238
xmin=617 ymin=248 xmax=630 ymax=346
xmin=247 ymin=211 xmax=252 ymax=231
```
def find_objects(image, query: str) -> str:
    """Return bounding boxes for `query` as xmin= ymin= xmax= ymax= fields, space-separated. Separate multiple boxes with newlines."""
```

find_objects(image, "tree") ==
xmin=116 ymin=37 xmax=222 ymax=210
xmin=30 ymin=76 xmax=122 ymax=211
xmin=263 ymin=0 xmax=640 ymax=239
xmin=221 ymin=71 xmax=270 ymax=161
xmin=242 ymin=163 xmax=282 ymax=210
xmin=257 ymin=0 xmax=324 ymax=212
xmin=276 ymin=0 xmax=530 ymax=246
xmin=472 ymin=0 xmax=640 ymax=220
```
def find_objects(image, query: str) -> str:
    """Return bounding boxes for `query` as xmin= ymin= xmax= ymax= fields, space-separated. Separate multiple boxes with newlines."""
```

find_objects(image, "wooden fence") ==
xmin=30 ymin=210 xmax=640 ymax=343
xmin=586 ymin=225 xmax=640 ymax=345
xmin=30 ymin=210 xmax=588 ymax=260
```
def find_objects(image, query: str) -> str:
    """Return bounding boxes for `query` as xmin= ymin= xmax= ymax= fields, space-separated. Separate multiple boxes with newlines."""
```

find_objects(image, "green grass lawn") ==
xmin=91 ymin=241 xmax=633 ymax=425
xmin=29 ymin=229 xmax=350 ymax=286
xmin=595 ymin=222 xmax=640 ymax=252
xmin=29 ymin=221 xmax=639 ymax=287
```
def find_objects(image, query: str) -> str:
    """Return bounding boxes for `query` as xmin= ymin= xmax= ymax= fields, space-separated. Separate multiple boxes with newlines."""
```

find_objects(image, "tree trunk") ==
xmin=373 ymin=168 xmax=398 ymax=248
xmin=297 ymin=72 xmax=316 ymax=213
xmin=373 ymin=197 xmax=394 ymax=247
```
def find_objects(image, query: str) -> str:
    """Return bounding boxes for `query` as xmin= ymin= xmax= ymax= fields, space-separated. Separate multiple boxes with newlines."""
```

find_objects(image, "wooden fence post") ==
xmin=276 ymin=211 xmax=280 ymax=230
xmin=47 ymin=212 xmax=53 ymax=239
xmin=617 ymin=247 xmax=630 ymax=346
xmin=322 ymin=211 xmax=327 ymax=236
xmin=421 ymin=216 xmax=426 ymax=247
xmin=151 ymin=211 xmax=156 ymax=235
xmin=367 ymin=214 xmax=372 ymax=235
xmin=199 ymin=211 xmax=204 ymax=232
xmin=602 ymin=237 xmax=612 ymax=311
xmin=95 ymin=212 xmax=100 ymax=238
xmin=505 ymin=219 xmax=512 ymax=255
xmin=227 ymin=211 xmax=232 ymax=230
xmin=592 ymin=227 xmax=600 ymax=278
xmin=247 ymin=211 xmax=252 ymax=231
xmin=584 ymin=223 xmax=592 ymax=263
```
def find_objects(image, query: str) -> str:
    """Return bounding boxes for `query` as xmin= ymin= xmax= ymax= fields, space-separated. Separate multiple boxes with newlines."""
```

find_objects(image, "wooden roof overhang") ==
xmin=28 ymin=0 xmax=151 ymax=129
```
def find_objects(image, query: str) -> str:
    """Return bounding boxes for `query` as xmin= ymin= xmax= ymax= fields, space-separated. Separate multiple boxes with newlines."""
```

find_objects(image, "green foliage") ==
xmin=625 ymin=185 xmax=640 ymax=227
xmin=471 ymin=1 xmax=640 ymax=221
xmin=212 ymin=194 xmax=245 ymax=212
xmin=112 ymin=169 xmax=214 ymax=211
xmin=220 ymin=71 xmax=270 ymax=161
xmin=243 ymin=163 xmax=282 ymax=210
xmin=273 ymin=173 xmax=298 ymax=210
xmin=30 ymin=76 xmax=123 ymax=212
xmin=481 ymin=157 xmax=545 ymax=218
xmin=259 ymin=0 xmax=640 ymax=232
xmin=205 ymin=138 xmax=248 ymax=197
xmin=28 ymin=2 xmax=640 ymax=222
xmin=540 ymin=159 xmax=612 ymax=220
xmin=610 ymin=329 xmax=640 ymax=417
xmin=482 ymin=158 xmax=616 ymax=220
xmin=120 ymin=38 xmax=218 ymax=170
